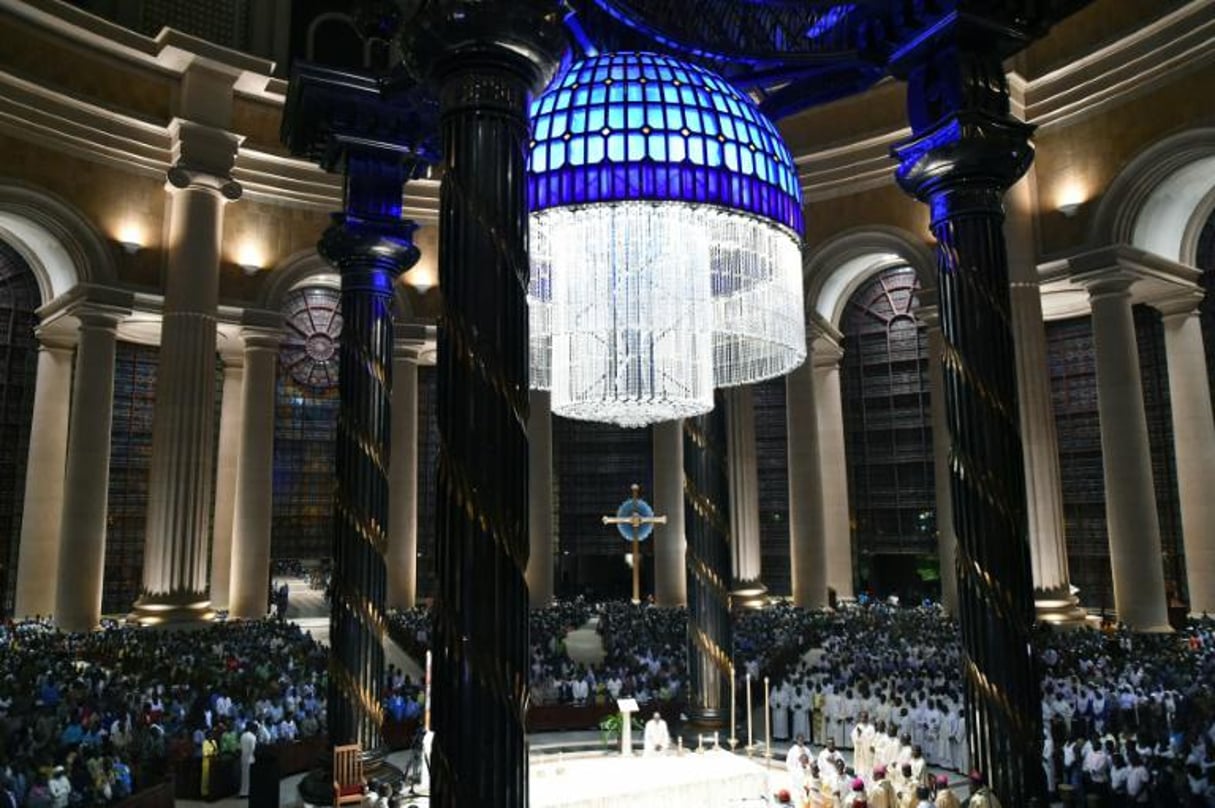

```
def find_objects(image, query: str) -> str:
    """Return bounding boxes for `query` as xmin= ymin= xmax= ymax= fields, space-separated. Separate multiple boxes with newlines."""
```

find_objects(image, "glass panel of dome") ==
xmin=608 ymin=105 xmax=625 ymax=129
xmin=608 ymin=134 xmax=625 ymax=161
xmin=667 ymin=134 xmax=686 ymax=162
xmin=665 ymin=107 xmax=682 ymax=129
xmin=648 ymin=133 xmax=667 ymax=161
xmin=551 ymin=141 xmax=566 ymax=170
xmin=628 ymin=133 xmax=645 ymax=161
xmin=587 ymin=135 xmax=605 ymax=163
xmin=588 ymin=106 xmax=604 ymax=131
xmin=627 ymin=105 xmax=643 ymax=128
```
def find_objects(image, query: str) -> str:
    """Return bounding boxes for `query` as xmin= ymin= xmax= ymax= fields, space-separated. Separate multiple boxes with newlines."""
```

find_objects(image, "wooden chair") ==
xmin=332 ymin=744 xmax=364 ymax=806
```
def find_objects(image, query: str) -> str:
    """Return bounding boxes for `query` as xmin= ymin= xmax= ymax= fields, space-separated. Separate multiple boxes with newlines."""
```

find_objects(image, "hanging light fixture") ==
xmin=527 ymin=51 xmax=806 ymax=427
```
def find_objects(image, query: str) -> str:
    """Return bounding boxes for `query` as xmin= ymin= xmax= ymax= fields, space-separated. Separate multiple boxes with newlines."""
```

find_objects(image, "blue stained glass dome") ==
xmin=527 ymin=51 xmax=804 ymax=236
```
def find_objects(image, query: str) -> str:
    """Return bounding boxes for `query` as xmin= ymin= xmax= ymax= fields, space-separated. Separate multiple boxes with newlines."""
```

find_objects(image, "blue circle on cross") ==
xmin=615 ymin=496 xmax=655 ymax=543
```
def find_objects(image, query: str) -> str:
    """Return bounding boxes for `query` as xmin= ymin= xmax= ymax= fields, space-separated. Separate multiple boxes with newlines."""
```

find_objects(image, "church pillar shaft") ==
xmin=319 ymin=150 xmax=421 ymax=755
xmin=786 ymin=355 xmax=827 ymax=608
xmin=14 ymin=335 xmax=74 ymax=619
xmin=408 ymin=9 xmax=562 ymax=802
xmin=923 ymin=317 xmax=958 ymax=617
xmin=724 ymin=386 xmax=762 ymax=584
xmin=135 ymin=168 xmax=238 ymax=623
xmin=684 ymin=400 xmax=733 ymax=731
xmin=1160 ymin=304 xmax=1215 ymax=615
xmin=526 ymin=389 xmax=554 ymax=606
xmin=228 ymin=329 xmax=283 ymax=619
xmin=209 ymin=359 xmax=244 ymax=611
xmin=387 ymin=345 xmax=420 ymax=610
xmin=1084 ymin=276 xmax=1170 ymax=630
xmin=813 ymin=342 xmax=854 ymax=600
xmin=1006 ymin=177 xmax=1082 ymax=623
xmin=430 ymin=61 xmax=533 ymax=808
xmin=893 ymin=41 xmax=1044 ymax=805
xmin=55 ymin=309 xmax=123 ymax=631
xmin=653 ymin=419 xmax=687 ymax=606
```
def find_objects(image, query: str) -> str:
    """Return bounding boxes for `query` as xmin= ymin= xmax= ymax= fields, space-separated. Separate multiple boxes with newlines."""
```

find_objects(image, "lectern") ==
xmin=617 ymin=698 xmax=639 ymax=756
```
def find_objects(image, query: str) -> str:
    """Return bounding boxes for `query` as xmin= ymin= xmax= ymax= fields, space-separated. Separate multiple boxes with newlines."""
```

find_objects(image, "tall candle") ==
xmin=729 ymin=663 xmax=736 ymax=744
xmin=764 ymin=676 xmax=771 ymax=755
xmin=746 ymin=673 xmax=753 ymax=749
xmin=424 ymin=650 xmax=432 ymax=731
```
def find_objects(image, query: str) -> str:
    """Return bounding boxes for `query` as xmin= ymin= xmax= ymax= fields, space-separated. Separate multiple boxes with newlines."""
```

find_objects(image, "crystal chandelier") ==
xmin=527 ymin=51 xmax=806 ymax=427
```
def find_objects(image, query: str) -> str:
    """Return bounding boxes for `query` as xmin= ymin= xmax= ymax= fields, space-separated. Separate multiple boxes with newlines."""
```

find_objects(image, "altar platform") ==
xmin=530 ymin=748 xmax=770 ymax=808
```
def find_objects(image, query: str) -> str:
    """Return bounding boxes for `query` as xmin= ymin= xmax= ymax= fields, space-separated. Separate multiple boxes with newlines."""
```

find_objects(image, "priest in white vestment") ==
xmin=772 ymin=682 xmax=791 ymax=741
xmin=643 ymin=711 xmax=670 ymax=755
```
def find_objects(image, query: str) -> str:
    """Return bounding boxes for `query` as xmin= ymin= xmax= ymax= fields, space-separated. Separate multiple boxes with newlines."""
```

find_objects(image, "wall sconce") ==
xmin=1058 ymin=202 xmax=1082 ymax=218
xmin=236 ymin=242 xmax=266 ymax=277
xmin=239 ymin=262 xmax=261 ymax=276
xmin=116 ymin=222 xmax=145 ymax=254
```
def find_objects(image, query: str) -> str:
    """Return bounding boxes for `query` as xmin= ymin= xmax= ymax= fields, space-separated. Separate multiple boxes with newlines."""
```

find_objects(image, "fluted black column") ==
xmin=318 ymin=150 xmax=421 ymax=758
xmin=892 ymin=42 xmax=1044 ymax=806
xmin=402 ymin=5 xmax=563 ymax=806
xmin=683 ymin=395 xmax=733 ymax=733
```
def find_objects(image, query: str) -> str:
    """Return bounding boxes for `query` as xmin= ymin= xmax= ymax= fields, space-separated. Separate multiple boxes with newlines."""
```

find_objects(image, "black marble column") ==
xmin=318 ymin=150 xmax=421 ymax=759
xmin=892 ymin=42 xmax=1044 ymax=806
xmin=683 ymin=395 xmax=733 ymax=735
xmin=401 ymin=5 xmax=564 ymax=806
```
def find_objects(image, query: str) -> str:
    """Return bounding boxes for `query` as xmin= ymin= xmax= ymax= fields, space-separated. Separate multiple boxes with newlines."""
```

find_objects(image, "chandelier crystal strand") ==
xmin=528 ymin=219 xmax=553 ymax=391
xmin=712 ymin=211 xmax=806 ymax=387
xmin=546 ymin=202 xmax=714 ymax=427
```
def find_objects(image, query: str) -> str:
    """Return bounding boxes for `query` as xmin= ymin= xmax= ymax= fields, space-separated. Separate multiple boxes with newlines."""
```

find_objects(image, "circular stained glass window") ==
xmin=281 ymin=286 xmax=342 ymax=389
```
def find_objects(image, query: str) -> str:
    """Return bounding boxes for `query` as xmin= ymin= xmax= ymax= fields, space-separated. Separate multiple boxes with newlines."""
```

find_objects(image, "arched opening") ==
xmin=839 ymin=265 xmax=936 ymax=601
xmin=0 ymin=240 xmax=42 ymax=616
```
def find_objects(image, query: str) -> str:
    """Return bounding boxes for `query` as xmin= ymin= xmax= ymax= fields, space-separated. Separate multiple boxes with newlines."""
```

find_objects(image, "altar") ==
xmin=529 ymin=749 xmax=770 ymax=808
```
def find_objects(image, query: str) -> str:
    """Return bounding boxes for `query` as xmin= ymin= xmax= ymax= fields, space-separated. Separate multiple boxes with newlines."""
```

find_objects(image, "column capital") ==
xmin=1151 ymin=291 xmax=1205 ymax=319
xmin=401 ymin=0 xmax=566 ymax=90
xmin=810 ymin=332 xmax=844 ymax=369
xmin=1073 ymin=269 xmax=1137 ymax=301
xmin=240 ymin=326 xmax=284 ymax=353
xmin=394 ymin=322 xmax=437 ymax=363
xmin=167 ymin=118 xmax=243 ymax=199
xmin=319 ymin=214 xmax=421 ymax=280
xmin=34 ymin=326 xmax=77 ymax=352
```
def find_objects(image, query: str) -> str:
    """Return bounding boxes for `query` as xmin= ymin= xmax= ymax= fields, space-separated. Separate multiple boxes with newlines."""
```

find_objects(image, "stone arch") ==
xmin=1089 ymin=127 xmax=1215 ymax=263
xmin=802 ymin=226 xmax=935 ymax=330
xmin=0 ymin=180 xmax=117 ymax=307
xmin=258 ymin=247 xmax=415 ymax=320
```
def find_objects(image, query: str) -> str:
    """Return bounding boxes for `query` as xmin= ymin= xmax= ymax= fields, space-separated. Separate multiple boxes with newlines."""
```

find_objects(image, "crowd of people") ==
xmin=0 ymin=618 xmax=328 ymax=806
xmin=388 ymin=599 xmax=1215 ymax=805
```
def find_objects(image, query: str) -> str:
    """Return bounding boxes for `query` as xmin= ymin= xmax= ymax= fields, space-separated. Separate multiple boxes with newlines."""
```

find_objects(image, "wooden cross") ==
xmin=602 ymin=483 xmax=667 ymax=604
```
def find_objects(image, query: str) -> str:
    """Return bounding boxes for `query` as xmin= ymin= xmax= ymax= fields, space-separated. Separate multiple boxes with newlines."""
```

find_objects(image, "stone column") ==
xmin=684 ymin=398 xmax=732 ymax=735
xmin=209 ymin=356 xmax=244 ymax=611
xmin=1158 ymin=295 xmax=1215 ymax=616
xmin=921 ymin=311 xmax=958 ymax=616
xmin=320 ymin=159 xmax=420 ymax=757
xmin=652 ymin=419 xmax=687 ymax=606
xmin=1078 ymin=273 xmax=1171 ymax=631
xmin=404 ymin=7 xmax=563 ymax=805
xmin=786 ymin=351 xmax=828 ymax=609
xmin=893 ymin=38 xmax=1044 ymax=804
xmin=228 ymin=328 xmax=283 ymax=619
xmin=724 ymin=386 xmax=762 ymax=588
xmin=133 ymin=154 xmax=241 ymax=625
xmin=55 ymin=306 xmax=125 ymax=631
xmin=813 ymin=336 xmax=855 ymax=600
xmin=13 ymin=332 xmax=74 ymax=619
xmin=1006 ymin=176 xmax=1085 ymax=625
xmin=387 ymin=341 xmax=420 ymax=610
xmin=526 ymin=389 xmax=554 ymax=606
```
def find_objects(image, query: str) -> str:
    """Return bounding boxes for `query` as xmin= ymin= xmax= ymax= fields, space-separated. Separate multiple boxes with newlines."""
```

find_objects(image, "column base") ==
xmin=129 ymin=593 xmax=215 ymax=627
xmin=1034 ymin=590 xmax=1088 ymax=628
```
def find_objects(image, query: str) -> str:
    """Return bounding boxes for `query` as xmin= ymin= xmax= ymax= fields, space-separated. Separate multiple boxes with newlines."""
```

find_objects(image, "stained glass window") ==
xmin=0 ymin=241 xmax=40 ymax=617
xmin=753 ymin=377 xmax=790 ymax=597
xmin=105 ymin=342 xmax=158 ymax=614
xmin=553 ymin=417 xmax=653 ymax=599
xmin=1198 ymin=211 xmax=1215 ymax=414
xmin=1046 ymin=309 xmax=1186 ymax=610
xmin=272 ymin=286 xmax=341 ymax=561
xmin=840 ymin=267 xmax=935 ymax=596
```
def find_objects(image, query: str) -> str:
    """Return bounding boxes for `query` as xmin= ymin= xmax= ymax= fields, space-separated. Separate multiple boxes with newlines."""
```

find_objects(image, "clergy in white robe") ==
xmin=792 ymin=687 xmax=812 ymax=742
xmin=787 ymin=736 xmax=810 ymax=784
xmin=852 ymin=713 xmax=876 ymax=782
xmin=643 ymin=712 xmax=670 ymax=755
xmin=773 ymin=683 xmax=791 ymax=741
xmin=238 ymin=724 xmax=257 ymax=797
